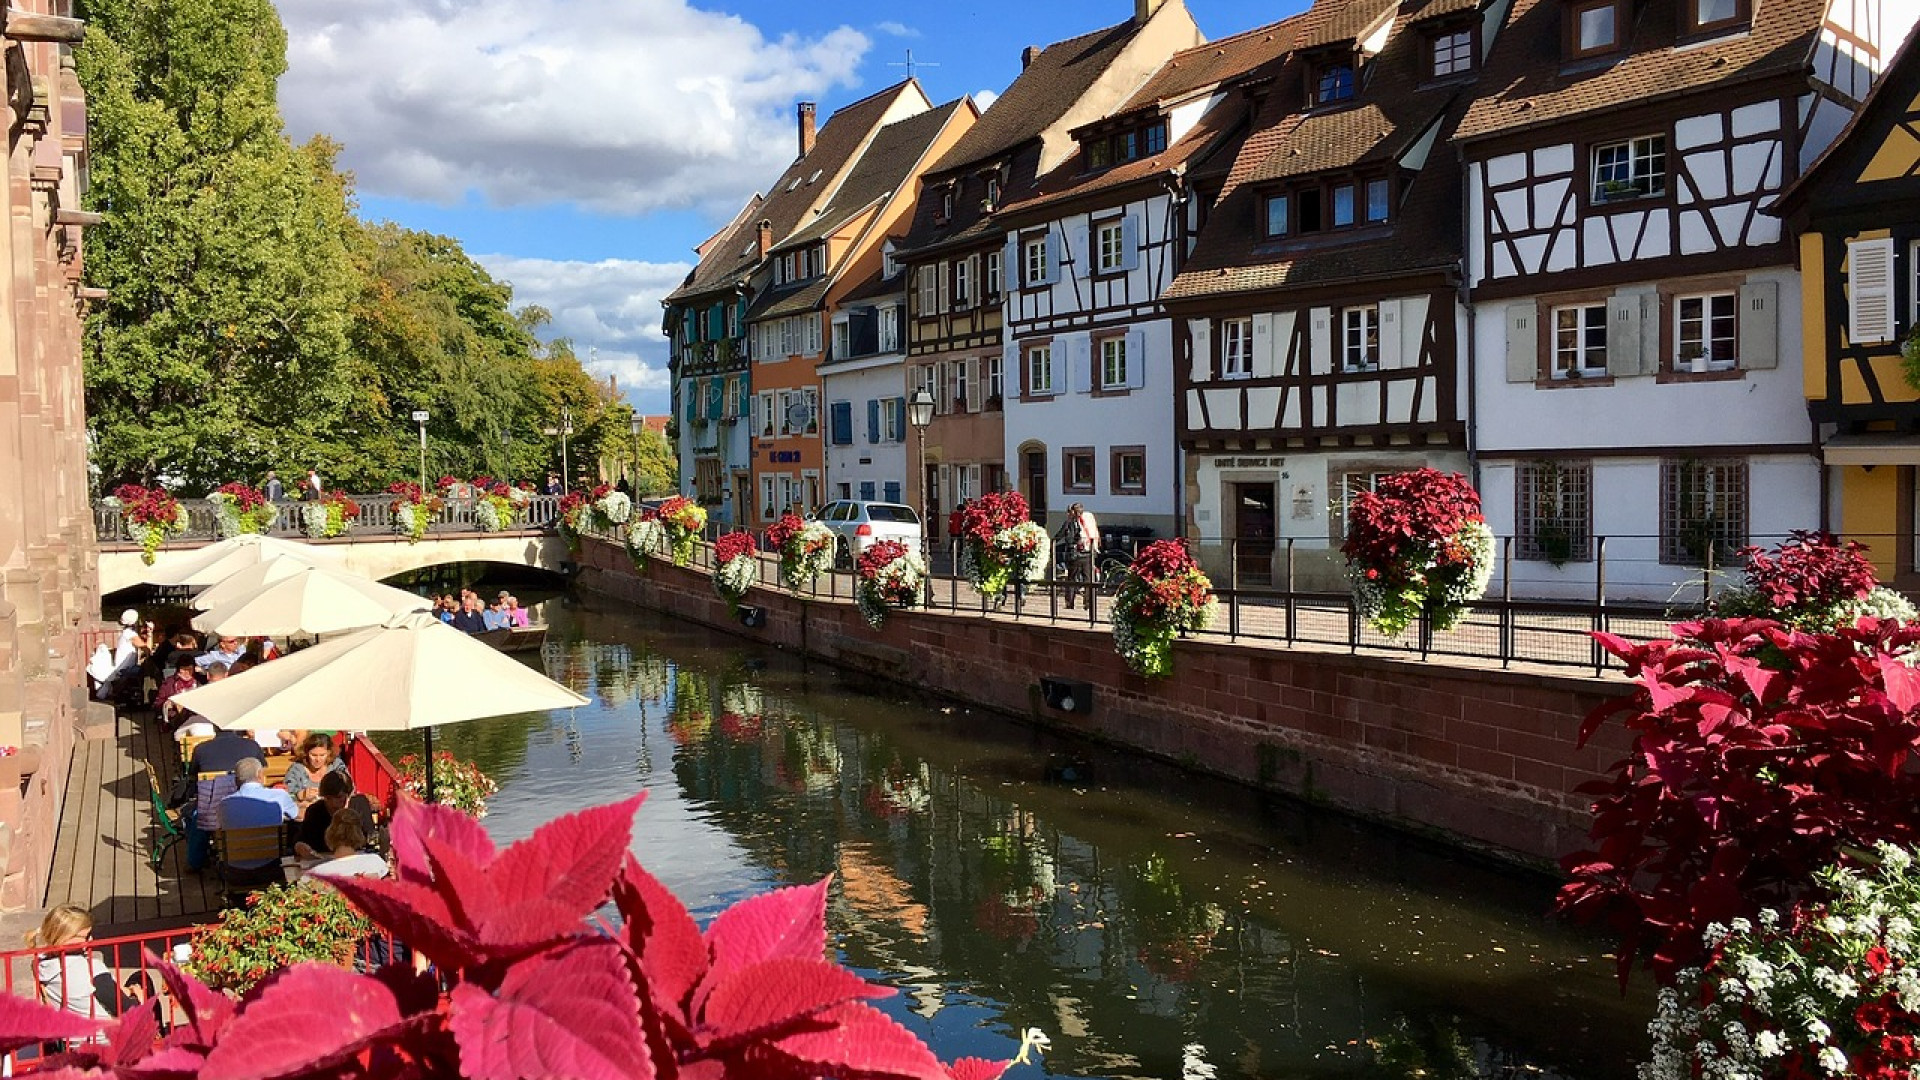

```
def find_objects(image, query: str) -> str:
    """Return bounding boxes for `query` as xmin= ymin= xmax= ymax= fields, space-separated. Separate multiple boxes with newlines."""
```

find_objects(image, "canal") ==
xmin=391 ymin=595 xmax=1652 ymax=1080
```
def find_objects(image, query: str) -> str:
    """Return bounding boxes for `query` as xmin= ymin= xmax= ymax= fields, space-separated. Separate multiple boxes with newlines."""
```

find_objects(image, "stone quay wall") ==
xmin=576 ymin=539 xmax=1634 ymax=868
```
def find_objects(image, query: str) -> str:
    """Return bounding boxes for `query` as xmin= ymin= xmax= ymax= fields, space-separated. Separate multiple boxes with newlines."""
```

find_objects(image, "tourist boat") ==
xmin=472 ymin=624 xmax=548 ymax=654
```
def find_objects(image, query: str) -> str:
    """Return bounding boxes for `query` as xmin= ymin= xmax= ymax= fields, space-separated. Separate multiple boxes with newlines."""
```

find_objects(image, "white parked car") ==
xmin=812 ymin=500 xmax=923 ymax=566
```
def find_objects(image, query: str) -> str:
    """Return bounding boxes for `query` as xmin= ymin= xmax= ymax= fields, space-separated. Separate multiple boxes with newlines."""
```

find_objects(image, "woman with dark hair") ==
xmin=283 ymin=733 xmax=347 ymax=809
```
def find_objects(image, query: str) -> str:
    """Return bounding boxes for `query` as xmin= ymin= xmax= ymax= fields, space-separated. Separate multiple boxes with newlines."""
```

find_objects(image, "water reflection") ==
xmin=387 ymin=602 xmax=1650 ymax=1080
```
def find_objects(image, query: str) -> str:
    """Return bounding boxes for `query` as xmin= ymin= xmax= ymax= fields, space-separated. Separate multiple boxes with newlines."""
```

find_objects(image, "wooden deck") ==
xmin=45 ymin=711 xmax=225 ymax=933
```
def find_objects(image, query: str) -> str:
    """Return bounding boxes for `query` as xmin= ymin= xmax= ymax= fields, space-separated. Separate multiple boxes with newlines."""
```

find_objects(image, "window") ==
xmin=1026 ymin=343 xmax=1055 ymax=395
xmin=761 ymin=475 xmax=777 ymax=520
xmin=1116 ymin=130 xmax=1139 ymax=163
xmin=1112 ymin=446 xmax=1146 ymax=495
xmin=1086 ymin=139 xmax=1112 ymax=169
xmin=832 ymin=321 xmax=850 ymax=360
xmin=758 ymin=392 xmax=776 ymax=437
xmin=987 ymin=355 xmax=1004 ymax=405
xmin=1516 ymin=461 xmax=1592 ymax=562
xmin=1332 ymin=184 xmax=1356 ymax=227
xmin=1592 ymin=135 xmax=1666 ymax=203
xmin=916 ymin=265 xmax=938 ymax=315
xmin=1661 ymin=458 xmax=1748 ymax=565
xmin=1144 ymin=123 xmax=1167 ymax=154
xmin=1342 ymin=306 xmax=1380 ymax=371
xmin=882 ymin=397 xmax=904 ymax=441
xmin=1023 ymin=236 xmax=1050 ymax=287
xmin=1222 ymin=318 xmax=1253 ymax=379
xmin=953 ymin=258 xmax=972 ymax=308
xmin=878 ymin=306 xmax=900 ymax=353
xmin=1365 ymin=179 xmax=1390 ymax=223
xmin=1334 ymin=471 xmax=1399 ymax=539
xmin=1675 ymin=292 xmax=1736 ymax=369
xmin=804 ymin=388 xmax=819 ymax=435
xmin=1431 ymin=29 xmax=1473 ymax=76
xmin=1314 ymin=61 xmax=1355 ymax=105
xmin=953 ymin=359 xmax=970 ymax=411
xmin=1096 ymin=220 xmax=1126 ymax=273
xmin=985 ymin=176 xmax=1001 ymax=208
xmin=938 ymin=187 xmax=955 ymax=223
xmin=985 ymin=250 xmax=1002 ymax=299
xmin=1064 ymin=448 xmax=1096 ymax=494
xmin=1098 ymin=336 xmax=1127 ymax=389
xmin=727 ymin=303 xmax=741 ymax=338
xmin=1552 ymin=304 xmax=1608 ymax=377
xmin=1685 ymin=0 xmax=1749 ymax=34
xmin=1264 ymin=195 xmax=1290 ymax=237
xmin=1569 ymin=0 xmax=1623 ymax=56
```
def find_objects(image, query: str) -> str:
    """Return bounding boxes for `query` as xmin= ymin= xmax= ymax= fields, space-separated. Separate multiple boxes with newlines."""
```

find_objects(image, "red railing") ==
xmin=1 ymin=925 xmax=196 ymax=1070
xmin=341 ymin=733 xmax=406 ymax=814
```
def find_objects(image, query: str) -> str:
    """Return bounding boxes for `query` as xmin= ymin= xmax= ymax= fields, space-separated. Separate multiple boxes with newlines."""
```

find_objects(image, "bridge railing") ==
xmin=93 ymin=493 xmax=564 ymax=545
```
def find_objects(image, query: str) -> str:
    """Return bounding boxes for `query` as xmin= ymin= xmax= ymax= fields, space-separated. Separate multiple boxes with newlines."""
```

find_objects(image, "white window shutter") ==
xmin=1069 ymin=335 xmax=1092 ymax=393
xmin=937 ymin=360 xmax=953 ymax=413
xmin=937 ymin=260 xmax=951 ymax=313
xmin=1125 ymin=329 xmax=1146 ymax=389
xmin=1309 ymin=308 xmax=1332 ymax=376
xmin=1120 ymin=215 xmax=1141 ymax=272
xmin=1849 ymin=238 xmax=1897 ymax=345
xmin=1068 ymin=222 xmax=1092 ymax=279
xmin=1043 ymin=231 xmax=1063 ymax=286
xmin=1738 ymin=280 xmax=1779 ymax=370
xmin=1377 ymin=300 xmax=1403 ymax=369
xmin=967 ymin=358 xmax=983 ymax=412
xmin=1189 ymin=319 xmax=1212 ymax=382
xmin=1251 ymin=314 xmax=1276 ymax=378
xmin=1505 ymin=301 xmax=1538 ymax=383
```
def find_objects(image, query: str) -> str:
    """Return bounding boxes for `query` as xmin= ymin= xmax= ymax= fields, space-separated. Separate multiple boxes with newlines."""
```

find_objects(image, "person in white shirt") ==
xmin=304 ymin=812 xmax=388 ymax=881
xmin=1058 ymin=503 xmax=1101 ymax=609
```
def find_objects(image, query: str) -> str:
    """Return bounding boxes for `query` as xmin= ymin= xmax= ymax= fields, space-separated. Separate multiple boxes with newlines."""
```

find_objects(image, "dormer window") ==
xmin=984 ymin=175 xmax=1000 ymax=209
xmin=937 ymin=186 xmax=955 ymax=224
xmin=1313 ymin=59 xmax=1356 ymax=105
xmin=1080 ymin=120 xmax=1170 ymax=173
xmin=1116 ymin=130 xmax=1139 ymax=163
xmin=1684 ymin=0 xmax=1749 ymax=35
xmin=1263 ymin=175 xmax=1392 ymax=237
xmin=1087 ymin=140 xmax=1111 ymax=169
xmin=1143 ymin=123 xmax=1167 ymax=154
xmin=1566 ymin=0 xmax=1625 ymax=58
xmin=1429 ymin=27 xmax=1474 ymax=77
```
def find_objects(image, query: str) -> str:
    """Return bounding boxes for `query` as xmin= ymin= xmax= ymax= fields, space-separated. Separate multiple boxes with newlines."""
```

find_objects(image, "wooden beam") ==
xmin=5 ymin=12 xmax=85 ymax=43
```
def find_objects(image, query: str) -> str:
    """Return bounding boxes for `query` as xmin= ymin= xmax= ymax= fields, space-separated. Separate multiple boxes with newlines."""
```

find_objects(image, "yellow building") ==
xmin=1779 ymin=32 xmax=1920 ymax=587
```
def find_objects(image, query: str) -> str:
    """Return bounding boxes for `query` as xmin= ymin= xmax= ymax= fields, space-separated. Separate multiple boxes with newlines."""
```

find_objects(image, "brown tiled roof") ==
xmin=839 ymin=266 xmax=906 ymax=305
xmin=1403 ymin=0 xmax=1481 ymax=21
xmin=665 ymin=81 xmax=924 ymax=304
xmin=1116 ymin=17 xmax=1300 ymax=112
xmin=1300 ymin=0 xmax=1397 ymax=48
xmin=1454 ymin=0 xmax=1828 ymax=143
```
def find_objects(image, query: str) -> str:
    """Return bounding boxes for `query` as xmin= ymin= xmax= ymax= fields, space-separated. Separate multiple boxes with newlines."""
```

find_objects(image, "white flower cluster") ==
xmin=713 ymin=550 xmax=758 ymax=606
xmin=999 ymin=521 xmax=1052 ymax=581
xmin=855 ymin=549 xmax=927 ymax=629
xmin=595 ymin=490 xmax=633 ymax=526
xmin=626 ymin=517 xmax=666 ymax=560
xmin=1346 ymin=519 xmax=1495 ymax=635
xmin=1840 ymin=587 xmax=1920 ymax=626
xmin=778 ymin=521 xmax=836 ymax=592
xmin=301 ymin=501 xmax=332 ymax=539
xmin=391 ymin=500 xmax=432 ymax=544
xmin=473 ymin=498 xmax=505 ymax=533
xmin=1644 ymin=842 xmax=1920 ymax=1080
xmin=209 ymin=492 xmax=278 ymax=538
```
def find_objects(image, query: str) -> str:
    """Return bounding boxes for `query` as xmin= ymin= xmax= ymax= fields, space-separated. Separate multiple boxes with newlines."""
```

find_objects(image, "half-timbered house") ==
xmin=893 ymin=0 xmax=1204 ymax=531
xmin=1164 ymin=0 xmax=1488 ymax=589
xmin=994 ymin=22 xmax=1293 ymax=539
xmin=1774 ymin=28 xmax=1920 ymax=587
xmin=1458 ymin=0 xmax=1916 ymax=598
xmin=820 ymin=256 xmax=912 ymax=505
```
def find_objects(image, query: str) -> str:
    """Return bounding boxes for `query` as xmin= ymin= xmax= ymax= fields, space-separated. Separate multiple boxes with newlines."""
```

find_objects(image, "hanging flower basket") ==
xmin=593 ymin=486 xmax=633 ymax=529
xmin=766 ymin=513 xmax=834 ymax=593
xmin=1341 ymin=468 xmax=1495 ymax=636
xmin=656 ymin=495 xmax=707 ymax=567
xmin=1711 ymin=529 xmax=1916 ymax=631
xmin=1110 ymin=540 xmax=1217 ymax=678
xmin=855 ymin=539 xmax=926 ymax=629
xmin=472 ymin=482 xmax=518 ymax=533
xmin=209 ymin=482 xmax=278 ymax=537
xmin=115 ymin=483 xmax=189 ymax=564
xmin=555 ymin=491 xmax=591 ymax=546
xmin=626 ymin=511 xmax=666 ymax=568
xmin=301 ymin=490 xmax=361 ymax=539
xmin=712 ymin=531 xmax=759 ymax=612
xmin=387 ymin=482 xmax=442 ymax=544
xmin=393 ymin=751 xmax=498 ymax=817
xmin=957 ymin=492 xmax=1047 ymax=599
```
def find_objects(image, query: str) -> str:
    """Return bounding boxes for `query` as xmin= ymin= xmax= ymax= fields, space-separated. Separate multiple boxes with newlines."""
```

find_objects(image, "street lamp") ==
xmin=630 ymin=414 xmax=644 ymax=491
xmin=908 ymin=388 xmax=936 ymax=601
xmin=411 ymin=410 xmax=430 ymax=491
xmin=542 ymin=407 xmax=576 ymax=495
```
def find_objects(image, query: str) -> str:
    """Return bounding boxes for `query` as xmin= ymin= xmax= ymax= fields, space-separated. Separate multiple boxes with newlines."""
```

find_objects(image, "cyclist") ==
xmin=1055 ymin=502 xmax=1101 ymax=609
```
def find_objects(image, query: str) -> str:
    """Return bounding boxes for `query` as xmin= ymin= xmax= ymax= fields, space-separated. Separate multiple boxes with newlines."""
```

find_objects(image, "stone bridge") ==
xmin=96 ymin=530 xmax=575 ymax=595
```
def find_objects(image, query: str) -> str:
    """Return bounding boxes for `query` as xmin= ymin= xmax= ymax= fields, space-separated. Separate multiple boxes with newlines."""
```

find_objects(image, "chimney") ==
xmin=1021 ymin=45 xmax=1041 ymax=69
xmin=756 ymin=220 xmax=773 ymax=259
xmin=797 ymin=102 xmax=817 ymax=158
xmin=1135 ymin=0 xmax=1167 ymax=22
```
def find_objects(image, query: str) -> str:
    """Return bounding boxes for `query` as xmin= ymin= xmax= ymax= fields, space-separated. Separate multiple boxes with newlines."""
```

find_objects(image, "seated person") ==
xmin=170 ymin=730 xmax=268 ymax=871
xmin=481 ymin=598 xmax=508 ymax=631
xmin=284 ymin=733 xmax=348 ymax=809
xmin=449 ymin=595 xmax=488 ymax=634
xmin=505 ymin=595 xmax=531 ymax=628
xmin=303 ymin=812 xmax=388 ymax=881
xmin=172 ymin=662 xmax=235 ymax=744
xmin=193 ymin=635 xmax=245 ymax=671
xmin=26 ymin=904 xmax=148 ymax=1024
xmin=217 ymin=759 xmax=297 ymax=885
xmin=153 ymin=664 xmax=198 ymax=726
xmin=294 ymin=770 xmax=356 ymax=859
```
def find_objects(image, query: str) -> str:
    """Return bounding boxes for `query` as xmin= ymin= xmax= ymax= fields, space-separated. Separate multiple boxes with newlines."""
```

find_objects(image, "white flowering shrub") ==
xmin=594 ymin=490 xmax=633 ymax=527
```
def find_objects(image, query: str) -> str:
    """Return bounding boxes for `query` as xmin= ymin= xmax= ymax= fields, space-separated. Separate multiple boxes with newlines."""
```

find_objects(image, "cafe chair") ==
xmin=178 ymin=734 xmax=211 ymax=769
xmin=140 ymin=760 xmax=183 ymax=869
xmin=214 ymin=824 xmax=287 ymax=902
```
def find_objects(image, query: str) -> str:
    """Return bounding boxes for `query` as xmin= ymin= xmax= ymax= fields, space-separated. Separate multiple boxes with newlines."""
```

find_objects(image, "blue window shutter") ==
xmin=892 ymin=397 xmax=907 ymax=441
xmin=867 ymin=399 xmax=881 ymax=443
xmin=708 ymin=305 xmax=723 ymax=339
xmin=883 ymin=481 xmax=901 ymax=503
xmin=860 ymin=481 xmax=876 ymax=501
xmin=707 ymin=379 xmax=724 ymax=420
xmin=1120 ymin=215 xmax=1140 ymax=272
xmin=1043 ymin=231 xmax=1062 ymax=286
xmin=830 ymin=401 xmax=853 ymax=445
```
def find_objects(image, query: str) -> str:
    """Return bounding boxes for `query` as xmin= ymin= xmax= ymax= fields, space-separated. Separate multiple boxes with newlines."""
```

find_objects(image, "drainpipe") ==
xmin=1456 ymin=144 xmax=1480 ymax=491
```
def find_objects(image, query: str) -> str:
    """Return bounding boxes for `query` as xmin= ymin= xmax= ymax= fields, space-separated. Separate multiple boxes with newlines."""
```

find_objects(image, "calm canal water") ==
xmin=392 ymin=595 xmax=1652 ymax=1080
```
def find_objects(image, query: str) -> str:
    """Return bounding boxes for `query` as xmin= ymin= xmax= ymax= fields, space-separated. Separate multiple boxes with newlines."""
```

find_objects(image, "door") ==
xmin=1024 ymin=450 xmax=1048 ymax=523
xmin=1234 ymin=483 xmax=1276 ymax=587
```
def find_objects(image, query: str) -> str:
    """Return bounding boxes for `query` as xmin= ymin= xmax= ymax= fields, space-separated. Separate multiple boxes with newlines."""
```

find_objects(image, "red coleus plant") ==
xmin=1339 ymin=468 xmax=1483 ymax=588
xmin=955 ymin=492 xmax=1029 ymax=546
xmin=1739 ymin=530 xmax=1877 ymax=612
xmin=1557 ymin=616 xmax=1920 ymax=987
xmin=471 ymin=475 xmax=495 ymax=491
xmin=213 ymin=482 xmax=267 ymax=511
xmin=114 ymin=484 xmax=182 ymax=528
xmin=764 ymin=513 xmax=805 ymax=552
xmin=387 ymin=481 xmax=426 ymax=504
xmin=1 ymin=795 xmax=1040 ymax=1080
xmin=714 ymin=530 xmax=757 ymax=564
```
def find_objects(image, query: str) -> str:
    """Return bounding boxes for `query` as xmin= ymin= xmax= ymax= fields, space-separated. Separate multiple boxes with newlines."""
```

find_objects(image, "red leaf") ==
xmin=199 ymin=964 xmax=405 ymax=1080
xmin=152 ymin=957 xmax=234 ymax=1049
xmin=108 ymin=998 xmax=160 ymax=1067
xmin=490 ymin=793 xmax=647 ymax=922
xmin=613 ymin=854 xmax=708 ymax=1022
xmin=122 ymin=1046 xmax=211 ymax=1077
xmin=0 ymin=990 xmax=102 ymax=1053
xmin=449 ymin=938 xmax=654 ymax=1080
xmin=389 ymin=794 xmax=497 ymax=887
xmin=699 ymin=957 xmax=889 ymax=1048
xmin=946 ymin=1059 xmax=1012 ymax=1080
xmin=703 ymin=878 xmax=829 ymax=993
xmin=1881 ymin=656 xmax=1920 ymax=714
xmin=328 ymin=875 xmax=485 ymax=972
xmin=765 ymin=1001 xmax=947 ymax=1080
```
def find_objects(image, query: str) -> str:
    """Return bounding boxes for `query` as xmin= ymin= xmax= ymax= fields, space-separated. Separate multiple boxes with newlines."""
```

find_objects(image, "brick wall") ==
xmin=577 ymin=539 xmax=1632 ymax=867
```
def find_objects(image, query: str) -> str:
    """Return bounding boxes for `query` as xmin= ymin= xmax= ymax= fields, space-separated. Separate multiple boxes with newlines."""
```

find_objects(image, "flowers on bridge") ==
xmin=472 ymin=481 xmax=517 ymax=533
xmin=300 ymin=490 xmax=360 ymax=539
xmin=1111 ymin=540 xmax=1217 ymax=678
xmin=394 ymin=751 xmax=498 ymax=818
xmin=113 ymin=483 xmax=188 ymax=564
xmin=556 ymin=490 xmax=591 ymax=541
xmin=1713 ymin=530 xmax=1916 ymax=631
xmin=625 ymin=510 xmax=666 ymax=567
xmin=767 ymin=513 xmax=835 ymax=593
xmin=712 ymin=530 xmax=759 ymax=612
xmin=386 ymin=481 xmax=441 ymax=544
xmin=593 ymin=485 xmax=632 ymax=528
xmin=209 ymin=482 xmax=278 ymax=538
xmin=1645 ymin=844 xmax=1920 ymax=1080
xmin=1341 ymin=468 xmax=1494 ymax=637
xmin=657 ymin=495 xmax=706 ymax=566
xmin=957 ymin=492 xmax=1049 ymax=599
xmin=855 ymin=539 xmax=925 ymax=629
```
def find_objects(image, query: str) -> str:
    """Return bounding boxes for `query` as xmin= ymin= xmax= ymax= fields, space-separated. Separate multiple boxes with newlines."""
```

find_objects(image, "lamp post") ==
xmin=630 ymin=414 xmax=644 ymax=491
xmin=543 ymin=407 xmax=576 ymax=495
xmin=411 ymin=410 xmax=430 ymax=492
xmin=907 ymin=388 xmax=936 ymax=601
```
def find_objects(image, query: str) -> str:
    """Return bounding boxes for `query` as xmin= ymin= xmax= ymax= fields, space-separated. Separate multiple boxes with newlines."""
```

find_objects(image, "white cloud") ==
xmin=973 ymin=88 xmax=1000 ymax=112
xmin=477 ymin=254 xmax=694 ymax=415
xmin=874 ymin=20 xmax=919 ymax=37
xmin=278 ymin=0 xmax=871 ymax=215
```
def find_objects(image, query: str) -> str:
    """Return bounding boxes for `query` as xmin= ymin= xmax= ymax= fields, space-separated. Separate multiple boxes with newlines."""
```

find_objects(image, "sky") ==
xmin=275 ymin=0 xmax=1306 ymax=417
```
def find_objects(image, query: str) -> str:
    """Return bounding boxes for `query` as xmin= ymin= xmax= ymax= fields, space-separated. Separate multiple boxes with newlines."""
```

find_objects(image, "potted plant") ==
xmin=387 ymin=482 xmax=442 ymax=544
xmin=114 ymin=483 xmax=189 ymax=564
xmin=711 ymin=530 xmax=759 ymax=613
xmin=301 ymin=489 xmax=361 ymax=539
xmin=626 ymin=509 xmax=666 ymax=568
xmin=1110 ymin=540 xmax=1217 ymax=677
xmin=657 ymin=495 xmax=708 ymax=566
xmin=1341 ymin=468 xmax=1496 ymax=636
xmin=766 ymin=512 xmax=834 ymax=593
xmin=1709 ymin=530 xmax=1916 ymax=631
xmin=1680 ymin=343 xmax=1710 ymax=374
xmin=186 ymin=883 xmax=370 ymax=994
xmin=393 ymin=751 xmax=499 ymax=817
xmin=854 ymin=539 xmax=926 ymax=629
xmin=956 ymin=492 xmax=1049 ymax=600
xmin=209 ymin=482 xmax=278 ymax=537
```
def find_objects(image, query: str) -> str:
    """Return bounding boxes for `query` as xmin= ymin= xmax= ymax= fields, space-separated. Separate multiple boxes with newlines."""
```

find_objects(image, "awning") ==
xmin=1823 ymin=433 xmax=1920 ymax=466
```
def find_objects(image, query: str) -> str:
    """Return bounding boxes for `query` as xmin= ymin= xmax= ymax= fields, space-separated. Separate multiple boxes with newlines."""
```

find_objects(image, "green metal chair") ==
xmin=142 ymin=760 xmax=183 ymax=868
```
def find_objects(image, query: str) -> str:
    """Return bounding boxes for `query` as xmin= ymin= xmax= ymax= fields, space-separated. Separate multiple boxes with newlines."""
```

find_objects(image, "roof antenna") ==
xmin=888 ymin=49 xmax=939 ymax=80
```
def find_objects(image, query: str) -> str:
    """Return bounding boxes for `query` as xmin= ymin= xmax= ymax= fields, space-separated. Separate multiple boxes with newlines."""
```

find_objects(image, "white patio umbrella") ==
xmin=190 ymin=564 xmax=431 ymax=637
xmin=168 ymin=610 xmax=587 ymax=799
xmin=143 ymin=533 xmax=339 ymax=590
xmin=193 ymin=554 xmax=341 ymax=609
